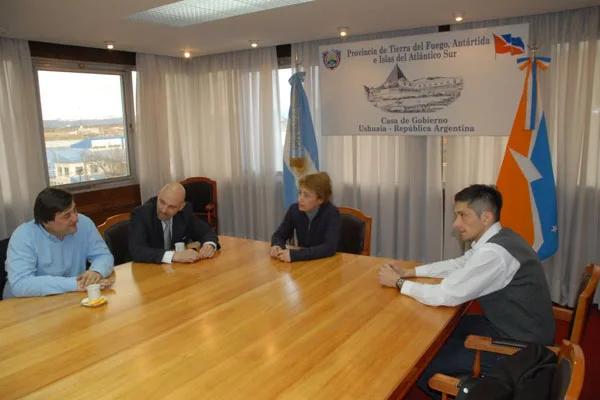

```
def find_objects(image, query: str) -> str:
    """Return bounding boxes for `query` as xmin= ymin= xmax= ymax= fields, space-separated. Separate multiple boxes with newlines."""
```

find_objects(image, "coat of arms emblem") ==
xmin=322 ymin=49 xmax=341 ymax=70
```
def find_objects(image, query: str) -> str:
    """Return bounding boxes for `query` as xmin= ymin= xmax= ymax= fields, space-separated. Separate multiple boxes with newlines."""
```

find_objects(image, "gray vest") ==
xmin=479 ymin=228 xmax=556 ymax=345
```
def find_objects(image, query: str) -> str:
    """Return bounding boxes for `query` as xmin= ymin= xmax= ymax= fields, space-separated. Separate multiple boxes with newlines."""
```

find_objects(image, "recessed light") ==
xmin=105 ymin=41 xmax=115 ymax=50
xmin=338 ymin=26 xmax=349 ymax=37
xmin=453 ymin=12 xmax=465 ymax=22
xmin=249 ymin=40 xmax=259 ymax=48
xmin=183 ymin=51 xmax=191 ymax=58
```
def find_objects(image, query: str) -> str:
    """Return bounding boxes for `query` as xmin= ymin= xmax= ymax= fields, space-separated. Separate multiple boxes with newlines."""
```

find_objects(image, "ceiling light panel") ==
xmin=125 ymin=0 xmax=313 ymax=27
xmin=187 ymin=0 xmax=260 ymax=15
xmin=237 ymin=0 xmax=312 ymax=10
xmin=126 ymin=3 xmax=229 ymax=27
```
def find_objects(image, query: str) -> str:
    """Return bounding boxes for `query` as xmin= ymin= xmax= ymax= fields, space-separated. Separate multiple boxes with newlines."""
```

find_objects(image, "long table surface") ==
xmin=0 ymin=236 xmax=467 ymax=400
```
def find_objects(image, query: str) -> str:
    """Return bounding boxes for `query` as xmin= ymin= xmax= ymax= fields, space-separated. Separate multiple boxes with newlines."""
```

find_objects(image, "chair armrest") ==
xmin=429 ymin=373 xmax=460 ymax=397
xmin=464 ymin=335 xmax=523 ymax=356
xmin=553 ymin=305 xmax=573 ymax=322
xmin=490 ymin=338 xmax=531 ymax=350
xmin=465 ymin=335 xmax=560 ymax=355
xmin=464 ymin=335 xmax=521 ymax=377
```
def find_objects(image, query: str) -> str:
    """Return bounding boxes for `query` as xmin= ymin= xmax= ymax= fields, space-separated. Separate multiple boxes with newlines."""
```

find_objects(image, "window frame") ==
xmin=32 ymin=57 xmax=137 ymax=191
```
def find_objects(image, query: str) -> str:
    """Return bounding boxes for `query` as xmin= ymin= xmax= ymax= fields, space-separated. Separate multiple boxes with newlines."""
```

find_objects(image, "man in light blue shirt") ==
xmin=3 ymin=188 xmax=114 ymax=299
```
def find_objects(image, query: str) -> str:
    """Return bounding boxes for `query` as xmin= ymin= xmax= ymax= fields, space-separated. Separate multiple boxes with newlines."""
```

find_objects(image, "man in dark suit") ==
xmin=129 ymin=182 xmax=219 ymax=264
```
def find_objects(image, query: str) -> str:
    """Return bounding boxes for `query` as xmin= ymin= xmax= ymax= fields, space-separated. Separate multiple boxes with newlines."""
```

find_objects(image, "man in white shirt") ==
xmin=129 ymin=183 xmax=219 ymax=264
xmin=379 ymin=184 xmax=555 ymax=399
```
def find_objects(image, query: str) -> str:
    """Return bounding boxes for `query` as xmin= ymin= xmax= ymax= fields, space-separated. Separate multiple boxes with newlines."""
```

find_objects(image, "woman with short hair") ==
xmin=270 ymin=172 xmax=340 ymax=263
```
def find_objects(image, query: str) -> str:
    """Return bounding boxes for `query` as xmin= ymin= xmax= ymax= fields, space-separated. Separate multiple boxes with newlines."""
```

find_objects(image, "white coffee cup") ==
xmin=175 ymin=242 xmax=185 ymax=252
xmin=87 ymin=284 xmax=101 ymax=302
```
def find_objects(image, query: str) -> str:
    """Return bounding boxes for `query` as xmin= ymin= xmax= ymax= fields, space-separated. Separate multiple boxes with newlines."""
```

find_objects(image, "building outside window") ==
xmin=34 ymin=60 xmax=136 ymax=188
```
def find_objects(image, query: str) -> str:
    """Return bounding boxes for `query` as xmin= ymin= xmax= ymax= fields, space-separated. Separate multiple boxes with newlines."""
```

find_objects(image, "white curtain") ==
xmin=0 ymin=38 xmax=46 ymax=239
xmin=445 ymin=7 xmax=600 ymax=306
xmin=135 ymin=48 xmax=284 ymax=241
xmin=292 ymin=26 xmax=444 ymax=263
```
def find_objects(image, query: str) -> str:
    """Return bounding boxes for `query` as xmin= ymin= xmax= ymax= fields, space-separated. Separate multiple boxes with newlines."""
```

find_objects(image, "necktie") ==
xmin=163 ymin=219 xmax=172 ymax=250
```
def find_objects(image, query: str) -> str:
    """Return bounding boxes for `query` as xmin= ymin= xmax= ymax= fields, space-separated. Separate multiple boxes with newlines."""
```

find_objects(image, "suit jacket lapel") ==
xmin=152 ymin=207 xmax=165 ymax=248
xmin=172 ymin=212 xmax=185 ymax=243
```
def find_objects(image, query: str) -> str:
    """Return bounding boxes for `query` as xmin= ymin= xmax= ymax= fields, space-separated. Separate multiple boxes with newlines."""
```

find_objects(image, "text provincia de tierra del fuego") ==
xmin=346 ymin=35 xmax=490 ymax=134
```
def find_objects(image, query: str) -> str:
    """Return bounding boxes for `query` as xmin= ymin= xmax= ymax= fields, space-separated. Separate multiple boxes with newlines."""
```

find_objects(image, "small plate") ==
xmin=81 ymin=296 xmax=107 ymax=307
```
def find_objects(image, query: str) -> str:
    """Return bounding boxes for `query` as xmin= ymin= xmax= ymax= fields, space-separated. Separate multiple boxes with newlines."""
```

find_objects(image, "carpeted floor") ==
xmin=405 ymin=305 xmax=600 ymax=399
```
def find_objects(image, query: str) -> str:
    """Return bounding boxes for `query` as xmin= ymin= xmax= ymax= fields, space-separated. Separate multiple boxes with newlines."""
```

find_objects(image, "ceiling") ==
xmin=0 ymin=0 xmax=598 ymax=58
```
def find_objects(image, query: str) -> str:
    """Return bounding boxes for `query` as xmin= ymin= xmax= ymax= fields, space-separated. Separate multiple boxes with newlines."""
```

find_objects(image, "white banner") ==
xmin=319 ymin=24 xmax=529 ymax=136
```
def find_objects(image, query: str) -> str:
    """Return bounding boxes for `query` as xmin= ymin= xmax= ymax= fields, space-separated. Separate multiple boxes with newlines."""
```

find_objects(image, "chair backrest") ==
xmin=181 ymin=177 xmax=218 ymax=232
xmin=180 ymin=177 xmax=217 ymax=215
xmin=97 ymin=213 xmax=131 ymax=265
xmin=0 ymin=237 xmax=9 ymax=300
xmin=550 ymin=341 xmax=585 ymax=400
xmin=337 ymin=206 xmax=372 ymax=256
xmin=568 ymin=264 xmax=600 ymax=344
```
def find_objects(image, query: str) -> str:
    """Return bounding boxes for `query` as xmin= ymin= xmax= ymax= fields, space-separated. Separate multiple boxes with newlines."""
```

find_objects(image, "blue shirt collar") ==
xmin=35 ymin=221 xmax=71 ymax=242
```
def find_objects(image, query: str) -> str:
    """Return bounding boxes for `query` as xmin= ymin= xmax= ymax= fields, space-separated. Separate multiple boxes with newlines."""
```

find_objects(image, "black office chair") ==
xmin=97 ymin=214 xmax=131 ymax=265
xmin=1 ymin=236 xmax=10 ymax=300
xmin=337 ymin=206 xmax=372 ymax=256
xmin=180 ymin=177 xmax=218 ymax=233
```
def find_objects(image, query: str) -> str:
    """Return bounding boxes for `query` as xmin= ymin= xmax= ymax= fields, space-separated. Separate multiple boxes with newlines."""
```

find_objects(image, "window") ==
xmin=278 ymin=68 xmax=292 ymax=147
xmin=34 ymin=60 xmax=136 ymax=188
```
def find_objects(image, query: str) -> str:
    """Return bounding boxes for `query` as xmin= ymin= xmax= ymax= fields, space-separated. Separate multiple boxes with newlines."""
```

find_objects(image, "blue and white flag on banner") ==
xmin=283 ymin=71 xmax=319 ymax=209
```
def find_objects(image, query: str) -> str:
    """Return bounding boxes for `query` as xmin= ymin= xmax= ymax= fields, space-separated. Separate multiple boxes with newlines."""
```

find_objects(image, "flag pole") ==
xmin=295 ymin=52 xmax=304 ymax=72
xmin=528 ymin=39 xmax=538 ymax=57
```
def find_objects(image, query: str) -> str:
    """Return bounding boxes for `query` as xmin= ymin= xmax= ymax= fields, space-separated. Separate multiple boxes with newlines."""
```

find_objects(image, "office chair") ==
xmin=429 ymin=336 xmax=584 ymax=400
xmin=337 ymin=206 xmax=372 ymax=256
xmin=97 ymin=213 xmax=131 ymax=265
xmin=180 ymin=177 xmax=218 ymax=233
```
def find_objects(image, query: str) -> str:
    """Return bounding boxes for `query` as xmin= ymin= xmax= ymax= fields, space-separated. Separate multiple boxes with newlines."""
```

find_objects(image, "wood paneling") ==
xmin=0 ymin=237 xmax=467 ymax=400
xmin=29 ymin=41 xmax=136 ymax=65
xmin=73 ymin=184 xmax=141 ymax=225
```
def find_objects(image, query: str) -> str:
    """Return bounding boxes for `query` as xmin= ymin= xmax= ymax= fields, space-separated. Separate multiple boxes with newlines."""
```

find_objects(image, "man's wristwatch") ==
xmin=395 ymin=277 xmax=406 ymax=292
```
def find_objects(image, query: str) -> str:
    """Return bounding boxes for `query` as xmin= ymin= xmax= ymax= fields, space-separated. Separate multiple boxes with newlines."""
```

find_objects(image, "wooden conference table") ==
xmin=0 ymin=236 xmax=467 ymax=400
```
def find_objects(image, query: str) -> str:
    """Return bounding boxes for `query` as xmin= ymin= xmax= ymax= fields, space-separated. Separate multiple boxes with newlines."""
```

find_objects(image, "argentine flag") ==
xmin=497 ymin=56 xmax=558 ymax=260
xmin=283 ymin=71 xmax=319 ymax=209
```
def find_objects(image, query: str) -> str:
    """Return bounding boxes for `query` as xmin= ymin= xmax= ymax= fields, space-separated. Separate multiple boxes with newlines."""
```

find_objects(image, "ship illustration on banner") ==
xmin=363 ymin=64 xmax=464 ymax=113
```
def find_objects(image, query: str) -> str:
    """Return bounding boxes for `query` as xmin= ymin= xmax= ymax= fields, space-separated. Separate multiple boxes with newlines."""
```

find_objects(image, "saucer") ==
xmin=81 ymin=296 xmax=107 ymax=307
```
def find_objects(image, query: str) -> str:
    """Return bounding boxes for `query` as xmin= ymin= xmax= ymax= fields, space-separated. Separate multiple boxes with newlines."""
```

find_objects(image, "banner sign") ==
xmin=319 ymin=24 xmax=529 ymax=136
